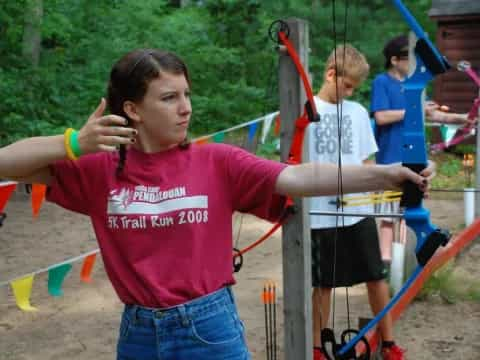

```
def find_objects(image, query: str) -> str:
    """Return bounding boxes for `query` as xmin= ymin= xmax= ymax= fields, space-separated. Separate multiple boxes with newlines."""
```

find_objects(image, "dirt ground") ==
xmin=0 ymin=190 xmax=479 ymax=360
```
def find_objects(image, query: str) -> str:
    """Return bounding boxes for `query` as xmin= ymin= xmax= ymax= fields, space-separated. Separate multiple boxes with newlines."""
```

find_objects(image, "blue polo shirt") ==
xmin=370 ymin=73 xmax=406 ymax=164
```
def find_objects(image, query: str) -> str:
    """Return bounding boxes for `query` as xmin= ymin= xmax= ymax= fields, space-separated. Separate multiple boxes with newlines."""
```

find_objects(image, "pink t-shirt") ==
xmin=47 ymin=143 xmax=287 ymax=307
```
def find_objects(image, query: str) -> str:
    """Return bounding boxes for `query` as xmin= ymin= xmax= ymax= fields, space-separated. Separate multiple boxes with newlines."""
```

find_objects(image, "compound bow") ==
xmin=331 ymin=1 xmax=452 ymax=358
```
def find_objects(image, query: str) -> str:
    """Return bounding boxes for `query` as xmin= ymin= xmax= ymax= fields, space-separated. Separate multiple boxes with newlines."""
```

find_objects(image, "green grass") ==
xmin=430 ymin=151 xmax=476 ymax=195
xmin=417 ymin=262 xmax=480 ymax=304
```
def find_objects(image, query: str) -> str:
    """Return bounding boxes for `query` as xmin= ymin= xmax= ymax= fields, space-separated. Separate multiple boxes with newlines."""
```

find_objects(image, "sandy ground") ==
xmin=0 ymin=190 xmax=479 ymax=360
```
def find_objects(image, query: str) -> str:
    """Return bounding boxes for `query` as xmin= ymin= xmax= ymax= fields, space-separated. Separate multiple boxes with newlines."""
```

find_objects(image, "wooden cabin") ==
xmin=429 ymin=0 xmax=480 ymax=113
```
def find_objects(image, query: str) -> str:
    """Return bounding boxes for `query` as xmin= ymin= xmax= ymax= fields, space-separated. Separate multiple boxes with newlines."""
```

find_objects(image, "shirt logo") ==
xmin=109 ymin=188 xmax=134 ymax=209
xmin=107 ymin=185 xmax=207 ymax=215
xmin=106 ymin=185 xmax=209 ymax=230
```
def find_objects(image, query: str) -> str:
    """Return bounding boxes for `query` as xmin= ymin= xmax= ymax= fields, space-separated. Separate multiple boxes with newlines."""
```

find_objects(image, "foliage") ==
xmin=0 ymin=0 xmax=442 ymax=145
xmin=418 ymin=262 xmax=480 ymax=303
xmin=430 ymin=152 xmax=476 ymax=191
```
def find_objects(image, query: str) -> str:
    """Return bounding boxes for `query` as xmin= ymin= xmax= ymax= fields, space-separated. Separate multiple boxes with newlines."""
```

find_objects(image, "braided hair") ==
xmin=106 ymin=49 xmax=191 ymax=176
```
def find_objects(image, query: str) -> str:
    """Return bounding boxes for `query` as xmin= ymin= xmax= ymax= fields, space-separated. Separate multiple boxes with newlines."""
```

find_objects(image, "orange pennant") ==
xmin=80 ymin=254 xmax=97 ymax=283
xmin=31 ymin=183 xmax=47 ymax=218
xmin=195 ymin=137 xmax=210 ymax=145
xmin=274 ymin=115 xmax=281 ymax=136
xmin=0 ymin=183 xmax=16 ymax=212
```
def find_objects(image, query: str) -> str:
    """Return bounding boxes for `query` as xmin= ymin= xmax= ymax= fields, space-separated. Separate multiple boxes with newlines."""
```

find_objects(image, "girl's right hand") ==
xmin=77 ymin=98 xmax=137 ymax=155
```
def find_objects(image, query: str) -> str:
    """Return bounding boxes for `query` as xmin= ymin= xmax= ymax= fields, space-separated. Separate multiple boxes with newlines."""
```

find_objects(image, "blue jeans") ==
xmin=117 ymin=287 xmax=250 ymax=359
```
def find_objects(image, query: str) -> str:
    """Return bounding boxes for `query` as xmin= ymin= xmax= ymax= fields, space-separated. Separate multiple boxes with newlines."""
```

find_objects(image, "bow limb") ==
xmin=277 ymin=30 xmax=318 ymax=124
xmin=458 ymin=60 xmax=480 ymax=87
xmin=430 ymin=61 xmax=480 ymax=152
xmin=232 ymin=212 xmax=291 ymax=272
xmin=430 ymin=98 xmax=480 ymax=153
xmin=269 ymin=20 xmax=320 ymax=164
xmin=233 ymin=22 xmax=319 ymax=272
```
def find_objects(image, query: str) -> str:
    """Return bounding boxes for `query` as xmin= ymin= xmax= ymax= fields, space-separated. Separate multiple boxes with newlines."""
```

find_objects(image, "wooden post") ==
xmin=278 ymin=18 xmax=313 ymax=360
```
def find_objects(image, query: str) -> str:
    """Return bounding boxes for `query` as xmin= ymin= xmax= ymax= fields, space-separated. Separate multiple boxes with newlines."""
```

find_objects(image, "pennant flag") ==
xmin=31 ymin=183 xmax=47 ymax=218
xmin=213 ymin=132 xmax=225 ymax=143
xmin=261 ymin=113 xmax=276 ymax=144
xmin=0 ymin=183 xmax=16 ymax=212
xmin=48 ymin=263 xmax=72 ymax=297
xmin=195 ymin=137 xmax=210 ymax=145
xmin=11 ymin=275 xmax=37 ymax=311
xmin=440 ymin=124 xmax=459 ymax=143
xmin=274 ymin=115 xmax=281 ymax=136
xmin=247 ymin=122 xmax=259 ymax=143
xmin=445 ymin=125 xmax=460 ymax=143
xmin=439 ymin=125 xmax=447 ymax=140
xmin=80 ymin=254 xmax=97 ymax=283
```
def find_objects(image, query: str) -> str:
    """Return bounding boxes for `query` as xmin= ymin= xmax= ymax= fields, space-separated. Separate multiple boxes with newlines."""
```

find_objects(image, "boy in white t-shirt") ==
xmin=307 ymin=45 xmax=405 ymax=360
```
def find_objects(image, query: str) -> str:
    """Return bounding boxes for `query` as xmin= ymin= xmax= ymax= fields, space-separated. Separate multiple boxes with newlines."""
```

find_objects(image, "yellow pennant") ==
xmin=10 ymin=275 xmax=38 ymax=312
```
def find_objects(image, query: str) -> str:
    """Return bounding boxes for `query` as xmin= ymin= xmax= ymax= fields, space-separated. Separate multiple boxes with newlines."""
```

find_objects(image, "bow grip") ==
xmin=400 ymin=163 xmax=425 ymax=207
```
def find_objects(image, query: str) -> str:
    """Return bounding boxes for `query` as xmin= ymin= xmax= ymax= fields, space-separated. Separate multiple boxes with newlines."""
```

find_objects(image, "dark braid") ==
xmin=107 ymin=75 xmax=132 ymax=176
xmin=106 ymin=49 xmax=191 ymax=176
xmin=117 ymin=140 xmax=128 ymax=176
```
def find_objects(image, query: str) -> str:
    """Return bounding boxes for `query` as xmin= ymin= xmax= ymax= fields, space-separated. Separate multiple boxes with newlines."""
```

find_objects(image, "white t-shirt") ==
xmin=305 ymin=97 xmax=378 ymax=229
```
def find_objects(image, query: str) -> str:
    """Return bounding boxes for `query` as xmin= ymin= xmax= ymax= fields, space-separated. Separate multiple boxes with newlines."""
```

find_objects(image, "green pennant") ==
xmin=48 ymin=263 xmax=72 ymax=297
xmin=213 ymin=132 xmax=225 ymax=143
xmin=439 ymin=124 xmax=448 ymax=141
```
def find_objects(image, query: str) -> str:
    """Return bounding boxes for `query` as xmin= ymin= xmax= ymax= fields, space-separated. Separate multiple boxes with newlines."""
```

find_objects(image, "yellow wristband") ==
xmin=64 ymin=128 xmax=78 ymax=160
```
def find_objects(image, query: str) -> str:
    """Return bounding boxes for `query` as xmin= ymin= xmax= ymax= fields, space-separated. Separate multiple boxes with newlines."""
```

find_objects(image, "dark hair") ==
xmin=383 ymin=35 xmax=409 ymax=69
xmin=106 ymin=49 xmax=191 ymax=175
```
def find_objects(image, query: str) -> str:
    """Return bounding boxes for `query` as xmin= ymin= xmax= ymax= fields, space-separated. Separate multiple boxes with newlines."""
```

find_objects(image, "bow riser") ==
xmin=400 ymin=52 xmax=433 ymax=207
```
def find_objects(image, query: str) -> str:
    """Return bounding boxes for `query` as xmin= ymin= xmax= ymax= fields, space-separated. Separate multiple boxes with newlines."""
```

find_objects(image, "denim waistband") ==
xmin=124 ymin=286 xmax=235 ymax=326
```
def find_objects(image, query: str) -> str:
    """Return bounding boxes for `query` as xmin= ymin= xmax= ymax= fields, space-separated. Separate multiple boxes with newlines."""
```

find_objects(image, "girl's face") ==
xmin=127 ymin=72 xmax=191 ymax=153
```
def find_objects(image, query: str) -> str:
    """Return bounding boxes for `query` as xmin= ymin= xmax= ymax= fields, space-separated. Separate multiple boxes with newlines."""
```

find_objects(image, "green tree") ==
xmin=0 ymin=0 xmax=436 ymax=145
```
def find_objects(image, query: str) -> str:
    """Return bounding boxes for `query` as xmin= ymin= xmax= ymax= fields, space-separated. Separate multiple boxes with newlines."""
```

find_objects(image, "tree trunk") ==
xmin=170 ymin=0 xmax=190 ymax=7
xmin=22 ymin=0 xmax=43 ymax=67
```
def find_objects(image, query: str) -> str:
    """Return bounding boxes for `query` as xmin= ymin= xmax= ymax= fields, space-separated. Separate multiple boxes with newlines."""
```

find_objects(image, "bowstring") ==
xmin=234 ymin=50 xmax=277 ymax=255
xmin=331 ymin=0 xmax=351 ymax=336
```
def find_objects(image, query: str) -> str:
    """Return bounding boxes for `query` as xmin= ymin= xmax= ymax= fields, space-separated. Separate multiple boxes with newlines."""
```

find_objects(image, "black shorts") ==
xmin=311 ymin=217 xmax=387 ymax=288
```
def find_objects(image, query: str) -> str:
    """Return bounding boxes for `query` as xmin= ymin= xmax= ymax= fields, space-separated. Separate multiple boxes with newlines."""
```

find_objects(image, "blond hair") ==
xmin=325 ymin=44 xmax=370 ymax=82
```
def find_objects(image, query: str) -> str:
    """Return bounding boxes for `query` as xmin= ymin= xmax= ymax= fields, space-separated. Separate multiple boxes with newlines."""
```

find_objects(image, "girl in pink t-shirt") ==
xmin=0 ymin=49 xmax=432 ymax=359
